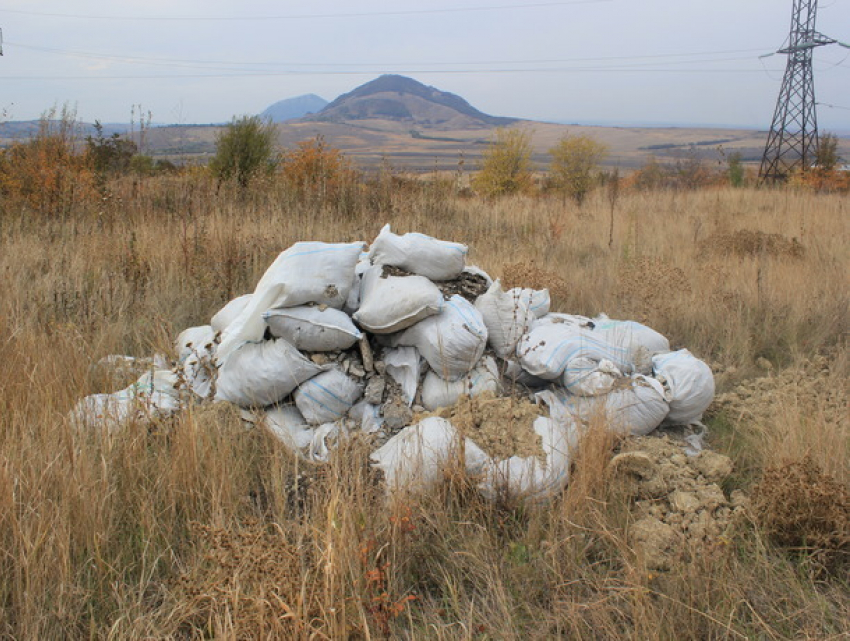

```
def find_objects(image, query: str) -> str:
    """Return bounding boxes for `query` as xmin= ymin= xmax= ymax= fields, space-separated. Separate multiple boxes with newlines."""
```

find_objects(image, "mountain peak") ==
xmin=261 ymin=94 xmax=329 ymax=123
xmin=310 ymin=75 xmax=515 ymax=129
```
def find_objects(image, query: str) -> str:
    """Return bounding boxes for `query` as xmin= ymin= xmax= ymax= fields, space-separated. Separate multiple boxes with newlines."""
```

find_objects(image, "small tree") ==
xmin=209 ymin=115 xmax=278 ymax=189
xmin=472 ymin=128 xmax=534 ymax=198
xmin=815 ymin=132 xmax=840 ymax=172
xmin=548 ymin=134 xmax=607 ymax=205
xmin=726 ymin=151 xmax=744 ymax=188
xmin=86 ymin=121 xmax=138 ymax=175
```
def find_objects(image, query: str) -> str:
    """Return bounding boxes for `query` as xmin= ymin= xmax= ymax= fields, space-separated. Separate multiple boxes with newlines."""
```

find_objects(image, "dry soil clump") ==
xmin=608 ymin=436 xmax=743 ymax=570
xmin=427 ymin=391 xmax=544 ymax=461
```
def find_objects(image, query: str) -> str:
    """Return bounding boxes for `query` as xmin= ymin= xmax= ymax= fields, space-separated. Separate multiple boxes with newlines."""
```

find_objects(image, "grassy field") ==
xmin=0 ymin=174 xmax=848 ymax=638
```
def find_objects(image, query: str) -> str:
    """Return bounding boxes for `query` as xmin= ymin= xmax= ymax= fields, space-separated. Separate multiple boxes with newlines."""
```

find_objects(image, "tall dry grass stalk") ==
xmin=0 ymin=177 xmax=847 ymax=638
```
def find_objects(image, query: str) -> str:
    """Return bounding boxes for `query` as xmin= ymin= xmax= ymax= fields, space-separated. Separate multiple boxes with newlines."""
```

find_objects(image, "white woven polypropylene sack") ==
xmin=211 ymin=294 xmax=252 ymax=333
xmin=263 ymin=306 xmax=362 ymax=352
xmin=518 ymin=321 xmax=635 ymax=380
xmin=383 ymin=346 xmax=421 ymax=406
xmin=71 ymin=370 xmax=182 ymax=432
xmin=216 ymin=339 xmax=324 ymax=408
xmin=479 ymin=415 xmax=580 ymax=501
xmin=176 ymin=325 xmax=216 ymax=364
xmin=218 ymin=241 xmax=364 ymax=359
xmin=652 ymin=350 xmax=715 ymax=425
xmin=348 ymin=400 xmax=384 ymax=434
xmin=556 ymin=374 xmax=670 ymax=436
xmin=343 ymin=252 xmax=372 ymax=315
xmin=394 ymin=295 xmax=488 ymax=382
xmin=263 ymin=405 xmax=314 ymax=451
xmin=514 ymin=288 xmax=551 ymax=318
xmin=371 ymin=417 xmax=490 ymax=495
xmin=592 ymin=317 xmax=670 ymax=374
xmin=368 ymin=224 xmax=468 ymax=281
xmin=474 ymin=280 xmax=535 ymax=359
xmin=421 ymin=356 xmax=500 ymax=411
xmin=561 ymin=357 xmax=622 ymax=397
xmin=353 ymin=265 xmax=444 ymax=334
xmin=294 ymin=369 xmax=364 ymax=425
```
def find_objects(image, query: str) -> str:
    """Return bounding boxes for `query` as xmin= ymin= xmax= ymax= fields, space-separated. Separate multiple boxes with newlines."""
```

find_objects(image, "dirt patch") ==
xmin=608 ymin=436 xmax=744 ymax=570
xmin=699 ymin=229 xmax=805 ymax=259
xmin=710 ymin=356 xmax=846 ymax=431
xmin=426 ymin=391 xmax=544 ymax=461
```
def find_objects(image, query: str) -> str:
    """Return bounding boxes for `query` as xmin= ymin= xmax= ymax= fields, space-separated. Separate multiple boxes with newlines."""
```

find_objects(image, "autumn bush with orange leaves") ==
xmin=0 ymin=107 xmax=99 ymax=216
xmin=279 ymin=135 xmax=360 ymax=204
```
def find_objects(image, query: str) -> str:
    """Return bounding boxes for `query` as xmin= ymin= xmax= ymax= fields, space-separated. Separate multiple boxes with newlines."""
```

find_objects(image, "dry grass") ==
xmin=0 ymin=176 xmax=848 ymax=638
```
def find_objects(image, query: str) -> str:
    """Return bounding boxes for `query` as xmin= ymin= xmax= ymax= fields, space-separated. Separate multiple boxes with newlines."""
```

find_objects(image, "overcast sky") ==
xmin=1 ymin=0 xmax=848 ymax=131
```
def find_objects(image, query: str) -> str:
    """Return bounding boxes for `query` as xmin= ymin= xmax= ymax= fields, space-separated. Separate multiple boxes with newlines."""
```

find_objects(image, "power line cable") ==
xmin=0 ymin=66 xmax=783 ymax=81
xmin=0 ymin=1 xmax=612 ymax=22
xmin=7 ymin=41 xmax=772 ymax=69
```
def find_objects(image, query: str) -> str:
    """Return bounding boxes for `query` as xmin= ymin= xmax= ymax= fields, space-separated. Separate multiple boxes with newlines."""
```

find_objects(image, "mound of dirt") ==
xmin=426 ymin=391 xmax=544 ymax=461
xmin=699 ymin=229 xmax=805 ymax=259
xmin=711 ymin=356 xmax=846 ymax=429
xmin=608 ymin=436 xmax=743 ymax=570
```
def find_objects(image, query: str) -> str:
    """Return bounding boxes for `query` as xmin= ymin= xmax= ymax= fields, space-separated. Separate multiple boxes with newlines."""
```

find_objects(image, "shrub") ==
xmin=86 ymin=121 xmax=138 ymax=175
xmin=280 ymin=135 xmax=360 ymax=210
xmin=726 ymin=151 xmax=745 ymax=188
xmin=548 ymin=134 xmax=607 ymax=205
xmin=0 ymin=104 xmax=97 ymax=216
xmin=209 ymin=115 xmax=278 ymax=189
xmin=472 ymin=128 xmax=534 ymax=198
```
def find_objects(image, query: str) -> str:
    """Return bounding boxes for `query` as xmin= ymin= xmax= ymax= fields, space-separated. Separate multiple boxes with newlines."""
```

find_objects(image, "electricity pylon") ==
xmin=758 ymin=0 xmax=848 ymax=183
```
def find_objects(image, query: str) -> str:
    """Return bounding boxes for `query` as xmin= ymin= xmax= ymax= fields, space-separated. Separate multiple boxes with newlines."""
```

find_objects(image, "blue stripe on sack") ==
xmin=303 ymin=379 xmax=349 ymax=405
xmin=544 ymin=334 xmax=631 ymax=372
xmin=299 ymin=390 xmax=344 ymax=418
xmin=529 ymin=294 xmax=549 ymax=311
xmin=447 ymin=299 xmax=486 ymax=337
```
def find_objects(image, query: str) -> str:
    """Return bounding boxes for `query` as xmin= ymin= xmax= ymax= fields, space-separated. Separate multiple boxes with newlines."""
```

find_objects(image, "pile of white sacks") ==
xmin=73 ymin=225 xmax=715 ymax=500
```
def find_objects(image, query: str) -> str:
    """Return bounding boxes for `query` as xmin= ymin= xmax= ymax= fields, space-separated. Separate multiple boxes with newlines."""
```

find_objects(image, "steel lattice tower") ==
xmin=758 ymin=0 xmax=839 ymax=183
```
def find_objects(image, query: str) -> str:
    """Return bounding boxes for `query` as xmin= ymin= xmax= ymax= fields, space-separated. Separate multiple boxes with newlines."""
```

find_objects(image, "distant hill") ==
xmin=307 ymin=75 xmax=516 ymax=130
xmin=261 ymin=94 xmax=328 ymax=123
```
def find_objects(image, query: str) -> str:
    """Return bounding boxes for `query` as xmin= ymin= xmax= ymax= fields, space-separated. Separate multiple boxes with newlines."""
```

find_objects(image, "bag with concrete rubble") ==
xmin=353 ymin=265 xmax=444 ymax=334
xmin=392 ymin=294 xmax=488 ymax=381
xmin=218 ymin=241 xmax=364 ymax=359
xmin=175 ymin=325 xmax=217 ymax=398
xmin=215 ymin=339 xmax=324 ymax=408
xmin=518 ymin=319 xmax=636 ymax=380
xmin=72 ymin=369 xmax=183 ymax=432
xmin=420 ymin=356 xmax=500 ymax=411
xmin=591 ymin=316 xmax=670 ymax=374
xmin=211 ymin=294 xmax=253 ymax=333
xmin=371 ymin=417 xmax=490 ymax=495
xmin=652 ymin=349 xmax=714 ymax=425
xmin=478 ymin=414 xmax=580 ymax=501
xmin=263 ymin=305 xmax=362 ymax=352
xmin=368 ymin=224 xmax=468 ymax=281
xmin=474 ymin=280 xmax=536 ymax=359
xmin=545 ymin=374 xmax=670 ymax=437
xmin=294 ymin=368 xmax=364 ymax=425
